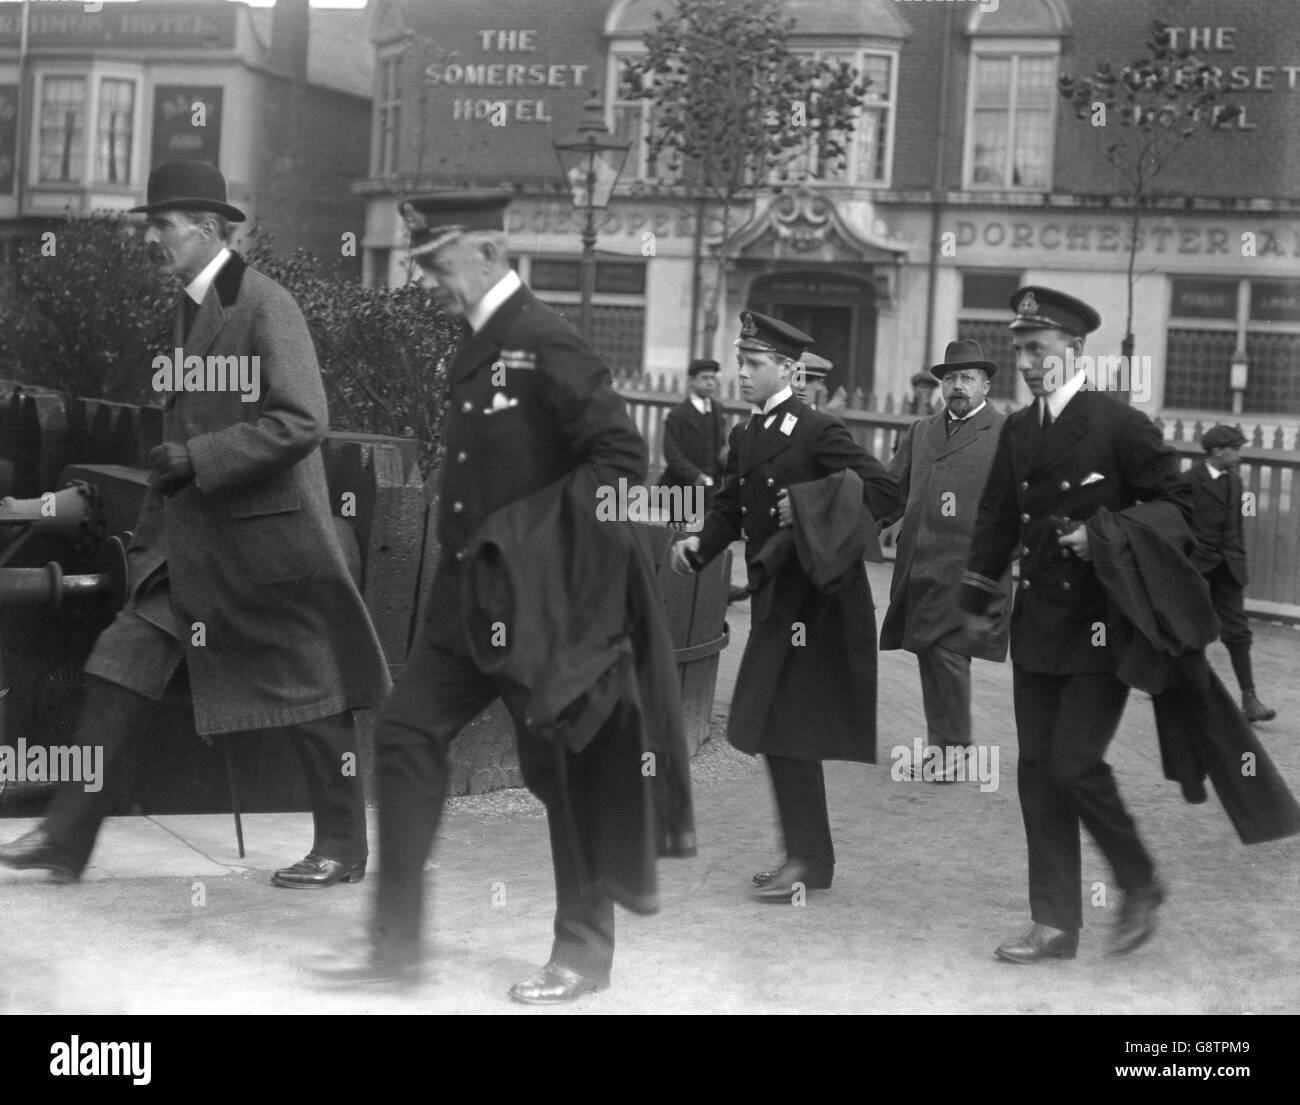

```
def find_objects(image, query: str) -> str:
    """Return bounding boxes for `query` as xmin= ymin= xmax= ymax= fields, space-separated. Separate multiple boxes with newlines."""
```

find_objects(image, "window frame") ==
xmin=373 ymin=46 xmax=405 ymax=178
xmin=962 ymin=37 xmax=1060 ymax=193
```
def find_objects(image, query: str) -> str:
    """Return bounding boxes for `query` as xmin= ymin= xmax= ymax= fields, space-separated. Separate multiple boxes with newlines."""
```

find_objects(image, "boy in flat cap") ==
xmin=961 ymin=286 xmax=1193 ymax=963
xmin=658 ymin=357 xmax=727 ymax=526
xmin=339 ymin=189 xmax=693 ymax=1004
xmin=1184 ymin=425 xmax=1275 ymax=723
xmin=672 ymin=312 xmax=900 ymax=902
xmin=0 ymin=160 xmax=391 ymax=889
xmin=880 ymin=340 xmax=1011 ymax=782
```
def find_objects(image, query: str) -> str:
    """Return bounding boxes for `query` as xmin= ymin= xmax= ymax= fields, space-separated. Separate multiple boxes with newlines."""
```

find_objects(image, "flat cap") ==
xmin=1009 ymin=285 xmax=1101 ymax=337
xmin=735 ymin=311 xmax=814 ymax=361
xmin=687 ymin=358 xmax=720 ymax=377
xmin=800 ymin=352 xmax=832 ymax=380
xmin=401 ymin=189 xmax=512 ymax=259
xmin=1202 ymin=424 xmax=1247 ymax=451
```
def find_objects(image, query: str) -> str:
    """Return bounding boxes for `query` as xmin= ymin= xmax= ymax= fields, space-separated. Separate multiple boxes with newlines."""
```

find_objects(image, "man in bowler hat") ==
xmin=880 ymin=340 xmax=1011 ymax=781
xmin=672 ymin=311 xmax=899 ymax=902
xmin=0 ymin=160 xmax=390 ymax=887
xmin=961 ymin=286 xmax=1192 ymax=962
xmin=1184 ymin=424 xmax=1275 ymax=723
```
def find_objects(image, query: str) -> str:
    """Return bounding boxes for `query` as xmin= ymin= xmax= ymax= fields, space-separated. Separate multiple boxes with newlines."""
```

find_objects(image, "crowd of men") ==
xmin=0 ymin=161 xmax=1294 ymax=1005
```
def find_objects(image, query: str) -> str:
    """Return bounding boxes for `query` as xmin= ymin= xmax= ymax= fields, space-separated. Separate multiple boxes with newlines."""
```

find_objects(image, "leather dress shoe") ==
xmin=1243 ymin=692 xmax=1276 ymax=723
xmin=271 ymin=853 xmax=366 ymax=889
xmin=994 ymin=923 xmax=1079 ymax=964
xmin=1107 ymin=880 xmax=1165 ymax=957
xmin=728 ymin=584 xmax=750 ymax=603
xmin=508 ymin=962 xmax=605 ymax=1005
xmin=0 ymin=828 xmax=81 ymax=883
xmin=752 ymin=862 xmax=832 ymax=902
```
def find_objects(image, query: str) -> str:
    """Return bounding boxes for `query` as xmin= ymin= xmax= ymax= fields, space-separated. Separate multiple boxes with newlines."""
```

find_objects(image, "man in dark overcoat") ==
xmin=880 ymin=340 xmax=1011 ymax=780
xmin=0 ymin=161 xmax=391 ymax=887
xmin=1183 ymin=424 xmax=1275 ymax=723
xmin=960 ymin=286 xmax=1193 ymax=962
xmin=658 ymin=357 xmax=726 ymax=525
xmin=343 ymin=190 xmax=682 ymax=1004
xmin=672 ymin=312 xmax=900 ymax=902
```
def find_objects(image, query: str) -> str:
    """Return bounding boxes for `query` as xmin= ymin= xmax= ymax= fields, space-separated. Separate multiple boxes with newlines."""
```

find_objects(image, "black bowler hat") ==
xmin=687 ymin=358 xmax=720 ymax=377
xmin=1008 ymin=285 xmax=1100 ymax=337
xmin=401 ymin=189 xmax=513 ymax=259
xmin=1202 ymin=424 xmax=1247 ymax=452
xmin=129 ymin=160 xmax=245 ymax=222
xmin=931 ymin=338 xmax=998 ymax=381
xmin=801 ymin=353 xmax=832 ymax=380
xmin=735 ymin=311 xmax=814 ymax=361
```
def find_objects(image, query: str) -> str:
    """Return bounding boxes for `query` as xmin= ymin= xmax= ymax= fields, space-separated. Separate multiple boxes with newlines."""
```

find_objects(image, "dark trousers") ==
xmin=43 ymin=676 xmax=365 ymax=873
xmin=765 ymin=755 xmax=834 ymax=876
xmin=1204 ymin=563 xmax=1257 ymax=692
xmin=372 ymin=636 xmax=614 ymax=984
xmin=1012 ymin=668 xmax=1155 ymax=931
xmin=916 ymin=644 xmax=972 ymax=748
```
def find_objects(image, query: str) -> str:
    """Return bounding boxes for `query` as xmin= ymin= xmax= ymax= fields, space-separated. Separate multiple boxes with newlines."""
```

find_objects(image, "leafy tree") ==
xmin=1058 ymin=20 xmax=1241 ymax=361
xmin=622 ymin=0 xmax=869 ymax=357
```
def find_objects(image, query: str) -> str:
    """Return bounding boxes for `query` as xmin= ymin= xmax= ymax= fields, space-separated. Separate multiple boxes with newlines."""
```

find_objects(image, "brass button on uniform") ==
xmin=452 ymin=501 xmax=464 ymax=513
xmin=455 ymin=550 xmax=465 ymax=562
xmin=1022 ymin=579 xmax=1031 ymax=590
xmin=1062 ymin=581 xmax=1072 ymax=591
xmin=1022 ymin=545 xmax=1031 ymax=557
xmin=461 ymin=400 xmax=473 ymax=413
xmin=457 ymin=451 xmax=467 ymax=463
xmin=1020 ymin=481 xmax=1030 ymax=491
xmin=1021 ymin=513 xmax=1031 ymax=523
xmin=766 ymin=478 xmax=775 ymax=488
xmin=739 ymin=477 xmax=746 ymax=486
xmin=741 ymin=506 xmax=748 ymax=515
xmin=768 ymin=507 xmax=777 ymax=516
xmin=1060 ymin=479 xmax=1071 ymax=490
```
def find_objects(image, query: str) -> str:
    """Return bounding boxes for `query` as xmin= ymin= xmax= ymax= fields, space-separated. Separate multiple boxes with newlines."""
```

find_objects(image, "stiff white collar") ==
xmin=468 ymin=269 xmax=522 ymax=333
xmin=185 ymin=248 xmax=231 ymax=305
xmin=947 ymin=399 xmax=987 ymax=423
xmin=1045 ymin=363 xmax=1088 ymax=419
xmin=752 ymin=385 xmax=793 ymax=417
xmin=1205 ymin=460 xmax=1225 ymax=479
xmin=690 ymin=394 xmax=712 ymax=415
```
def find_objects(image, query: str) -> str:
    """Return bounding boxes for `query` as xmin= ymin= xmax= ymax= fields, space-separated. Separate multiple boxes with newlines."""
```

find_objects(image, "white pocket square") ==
xmin=1080 ymin=472 xmax=1106 ymax=486
xmin=484 ymin=392 xmax=518 ymax=414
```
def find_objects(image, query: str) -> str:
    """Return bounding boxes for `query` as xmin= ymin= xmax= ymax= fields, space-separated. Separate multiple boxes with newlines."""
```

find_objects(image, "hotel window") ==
xmin=374 ymin=50 xmax=403 ymax=177
xmin=524 ymin=257 xmax=647 ymax=377
xmin=802 ymin=50 xmax=896 ymax=187
xmin=96 ymin=79 xmax=135 ymax=186
xmin=964 ymin=50 xmax=1057 ymax=190
xmin=611 ymin=53 xmax=681 ymax=184
xmin=1165 ymin=278 xmax=1300 ymax=415
xmin=39 ymin=77 xmax=87 ymax=184
xmin=957 ymin=271 xmax=1023 ymax=401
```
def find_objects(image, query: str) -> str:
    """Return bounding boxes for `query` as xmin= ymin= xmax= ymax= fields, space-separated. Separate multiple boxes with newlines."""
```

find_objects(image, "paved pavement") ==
xmin=1 ymin=554 xmax=1297 ymax=1014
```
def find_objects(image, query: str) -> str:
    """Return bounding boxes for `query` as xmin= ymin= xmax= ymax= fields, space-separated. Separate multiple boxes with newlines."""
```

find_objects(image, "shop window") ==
xmin=97 ymin=78 xmax=135 ymax=186
xmin=525 ymin=255 xmax=647 ymax=376
xmin=39 ymin=77 xmax=87 ymax=183
xmin=957 ymin=271 xmax=1023 ymax=400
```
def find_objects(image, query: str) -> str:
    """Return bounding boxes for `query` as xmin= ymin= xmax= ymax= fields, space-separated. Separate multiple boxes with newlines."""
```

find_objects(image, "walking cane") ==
xmin=221 ymin=734 xmax=245 ymax=859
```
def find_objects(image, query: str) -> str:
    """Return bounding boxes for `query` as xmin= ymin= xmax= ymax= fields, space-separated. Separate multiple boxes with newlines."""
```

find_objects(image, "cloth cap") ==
xmin=687 ymin=358 xmax=720 ymax=377
xmin=1202 ymin=424 xmax=1247 ymax=452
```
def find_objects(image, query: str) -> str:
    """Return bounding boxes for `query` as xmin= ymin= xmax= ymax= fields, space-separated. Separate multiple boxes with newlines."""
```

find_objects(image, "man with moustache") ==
xmin=880 ymin=340 xmax=1011 ymax=783
xmin=961 ymin=287 xmax=1192 ymax=962
xmin=0 ymin=160 xmax=390 ymax=887
xmin=672 ymin=312 xmax=899 ymax=902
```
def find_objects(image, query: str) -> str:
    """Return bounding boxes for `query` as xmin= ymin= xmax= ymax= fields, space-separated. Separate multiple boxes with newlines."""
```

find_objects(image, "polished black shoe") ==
xmin=309 ymin=949 xmax=423 ymax=989
xmin=508 ymin=962 xmax=605 ymax=1005
xmin=1242 ymin=692 xmax=1276 ymax=723
xmin=0 ymin=828 xmax=81 ymax=883
xmin=994 ymin=923 xmax=1079 ymax=964
xmin=271 ymin=853 xmax=366 ymax=889
xmin=752 ymin=862 xmax=832 ymax=902
xmin=1106 ymin=881 xmax=1165 ymax=957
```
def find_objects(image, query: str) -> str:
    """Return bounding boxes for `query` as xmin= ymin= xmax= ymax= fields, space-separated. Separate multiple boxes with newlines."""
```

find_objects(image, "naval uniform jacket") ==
xmin=960 ymin=389 xmax=1192 ymax=673
xmin=695 ymin=395 xmax=900 ymax=762
xmin=425 ymin=283 xmax=648 ymax=651
xmin=1184 ymin=462 xmax=1248 ymax=586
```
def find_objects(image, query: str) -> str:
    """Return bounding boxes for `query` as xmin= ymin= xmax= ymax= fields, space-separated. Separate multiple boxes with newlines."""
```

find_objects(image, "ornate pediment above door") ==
xmin=725 ymin=187 xmax=909 ymax=267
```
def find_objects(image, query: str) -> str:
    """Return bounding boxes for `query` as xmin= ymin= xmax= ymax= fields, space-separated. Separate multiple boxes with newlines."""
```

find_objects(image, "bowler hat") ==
xmin=930 ymin=339 xmax=998 ymax=381
xmin=1202 ymin=424 xmax=1247 ymax=452
xmin=129 ymin=160 xmax=245 ymax=222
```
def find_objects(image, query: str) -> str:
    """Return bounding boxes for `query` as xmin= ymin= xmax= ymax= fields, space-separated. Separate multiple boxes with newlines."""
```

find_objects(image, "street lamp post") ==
xmin=552 ymin=90 xmax=631 ymax=338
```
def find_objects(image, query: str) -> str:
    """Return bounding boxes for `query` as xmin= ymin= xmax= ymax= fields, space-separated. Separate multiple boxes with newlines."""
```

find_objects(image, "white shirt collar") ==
xmin=948 ymin=399 xmax=987 ymax=423
xmin=690 ymin=394 xmax=712 ymax=415
xmin=468 ymin=269 xmax=522 ymax=333
xmin=752 ymin=385 xmax=793 ymax=417
xmin=184 ymin=247 xmax=231 ymax=305
xmin=1045 ymin=364 xmax=1089 ymax=419
xmin=1205 ymin=460 xmax=1225 ymax=479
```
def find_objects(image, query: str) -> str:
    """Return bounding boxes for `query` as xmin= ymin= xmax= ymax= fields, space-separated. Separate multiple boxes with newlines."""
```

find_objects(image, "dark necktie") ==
xmin=182 ymin=294 xmax=199 ymax=341
xmin=945 ymin=415 xmax=961 ymax=440
xmin=1037 ymin=400 xmax=1053 ymax=440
